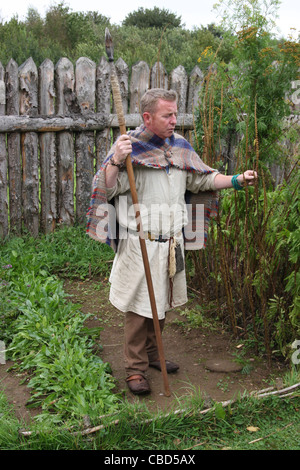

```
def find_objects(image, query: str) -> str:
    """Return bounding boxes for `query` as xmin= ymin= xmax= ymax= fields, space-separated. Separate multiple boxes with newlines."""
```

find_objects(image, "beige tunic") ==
xmin=107 ymin=165 xmax=218 ymax=319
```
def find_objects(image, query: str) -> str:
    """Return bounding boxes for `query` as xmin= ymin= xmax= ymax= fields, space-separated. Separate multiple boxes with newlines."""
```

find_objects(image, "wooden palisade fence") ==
xmin=0 ymin=56 xmax=203 ymax=239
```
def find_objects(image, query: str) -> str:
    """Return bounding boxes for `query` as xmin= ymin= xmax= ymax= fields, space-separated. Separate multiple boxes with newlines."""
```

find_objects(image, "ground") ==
xmin=0 ymin=276 xmax=286 ymax=423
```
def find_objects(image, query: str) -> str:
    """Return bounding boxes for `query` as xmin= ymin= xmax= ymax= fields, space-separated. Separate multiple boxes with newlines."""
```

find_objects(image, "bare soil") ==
xmin=0 ymin=277 xmax=286 ymax=422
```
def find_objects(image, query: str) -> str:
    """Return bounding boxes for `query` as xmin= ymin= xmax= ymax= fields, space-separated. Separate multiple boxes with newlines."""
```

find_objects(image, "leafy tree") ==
xmin=44 ymin=3 xmax=71 ymax=51
xmin=0 ymin=16 xmax=53 ymax=65
xmin=25 ymin=7 xmax=44 ymax=37
xmin=204 ymin=23 xmax=225 ymax=38
xmin=214 ymin=0 xmax=281 ymax=33
xmin=122 ymin=7 xmax=182 ymax=29
xmin=190 ymin=26 xmax=234 ymax=66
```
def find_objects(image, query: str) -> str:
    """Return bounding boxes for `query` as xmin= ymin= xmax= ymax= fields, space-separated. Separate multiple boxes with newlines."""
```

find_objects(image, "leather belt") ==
xmin=147 ymin=232 xmax=169 ymax=243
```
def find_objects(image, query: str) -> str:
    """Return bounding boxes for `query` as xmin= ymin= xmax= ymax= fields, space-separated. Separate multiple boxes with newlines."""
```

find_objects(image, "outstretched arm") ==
xmin=214 ymin=170 xmax=257 ymax=190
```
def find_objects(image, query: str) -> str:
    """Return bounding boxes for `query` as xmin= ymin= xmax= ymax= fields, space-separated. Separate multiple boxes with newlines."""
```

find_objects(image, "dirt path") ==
xmin=63 ymin=278 xmax=284 ymax=412
xmin=0 ymin=277 xmax=285 ymax=421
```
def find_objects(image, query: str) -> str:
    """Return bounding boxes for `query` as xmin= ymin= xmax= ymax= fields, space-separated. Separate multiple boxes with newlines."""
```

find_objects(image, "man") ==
xmin=87 ymin=88 xmax=257 ymax=395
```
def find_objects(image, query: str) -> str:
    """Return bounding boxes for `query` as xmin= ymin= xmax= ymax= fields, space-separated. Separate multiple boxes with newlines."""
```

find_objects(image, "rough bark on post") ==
xmin=170 ymin=65 xmax=188 ymax=113
xmin=6 ymin=59 xmax=22 ymax=234
xmin=187 ymin=66 xmax=204 ymax=145
xmin=113 ymin=57 xmax=129 ymax=142
xmin=55 ymin=57 xmax=75 ymax=226
xmin=96 ymin=56 xmax=112 ymax=169
xmin=187 ymin=65 xmax=204 ymax=113
xmin=0 ymin=62 xmax=8 ymax=239
xmin=130 ymin=60 xmax=150 ymax=114
xmin=39 ymin=58 xmax=57 ymax=233
xmin=75 ymin=57 xmax=96 ymax=224
xmin=19 ymin=57 xmax=39 ymax=237
xmin=170 ymin=65 xmax=188 ymax=136
xmin=151 ymin=61 xmax=168 ymax=89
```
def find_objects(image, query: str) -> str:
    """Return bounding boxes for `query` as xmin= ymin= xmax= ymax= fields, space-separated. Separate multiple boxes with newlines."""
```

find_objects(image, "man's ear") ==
xmin=143 ymin=112 xmax=151 ymax=126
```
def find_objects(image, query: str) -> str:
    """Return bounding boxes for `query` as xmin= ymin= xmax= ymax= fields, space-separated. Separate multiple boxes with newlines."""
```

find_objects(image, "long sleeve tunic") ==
xmin=106 ymin=165 xmax=218 ymax=319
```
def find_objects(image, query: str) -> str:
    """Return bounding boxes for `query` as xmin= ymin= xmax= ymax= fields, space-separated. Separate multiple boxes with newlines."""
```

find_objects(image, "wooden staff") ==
xmin=105 ymin=28 xmax=171 ymax=397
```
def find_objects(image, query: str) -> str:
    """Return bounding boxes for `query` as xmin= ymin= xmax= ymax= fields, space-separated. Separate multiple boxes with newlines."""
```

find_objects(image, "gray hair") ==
xmin=140 ymin=88 xmax=178 ymax=115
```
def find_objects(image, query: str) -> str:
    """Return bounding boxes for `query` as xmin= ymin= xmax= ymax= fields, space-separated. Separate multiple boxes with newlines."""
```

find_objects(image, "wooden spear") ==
xmin=105 ymin=28 xmax=171 ymax=397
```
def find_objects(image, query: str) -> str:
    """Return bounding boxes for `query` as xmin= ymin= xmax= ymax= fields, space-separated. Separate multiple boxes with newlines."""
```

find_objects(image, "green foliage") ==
xmin=190 ymin=141 xmax=299 ymax=358
xmin=195 ymin=30 xmax=299 ymax=167
xmin=189 ymin=0 xmax=300 ymax=361
xmin=122 ymin=7 xmax=182 ymax=29
xmin=214 ymin=0 xmax=281 ymax=34
xmin=0 ymin=4 xmax=232 ymax=73
xmin=109 ymin=25 xmax=231 ymax=75
xmin=1 ymin=389 xmax=298 ymax=449
xmin=0 ymin=227 xmax=119 ymax=424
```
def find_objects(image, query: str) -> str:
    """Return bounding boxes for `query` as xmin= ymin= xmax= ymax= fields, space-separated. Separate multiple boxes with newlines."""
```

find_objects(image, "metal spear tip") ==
xmin=105 ymin=28 xmax=114 ymax=62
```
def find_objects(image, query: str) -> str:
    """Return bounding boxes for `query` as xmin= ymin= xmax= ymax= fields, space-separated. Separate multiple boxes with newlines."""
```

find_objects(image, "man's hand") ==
xmin=113 ymin=134 xmax=132 ymax=165
xmin=214 ymin=170 xmax=258 ymax=190
xmin=105 ymin=135 xmax=132 ymax=188
xmin=237 ymin=170 xmax=258 ymax=187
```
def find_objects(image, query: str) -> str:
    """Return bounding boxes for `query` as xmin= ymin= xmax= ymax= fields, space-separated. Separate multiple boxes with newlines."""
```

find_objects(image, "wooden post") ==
xmin=39 ymin=58 xmax=57 ymax=233
xmin=151 ymin=61 xmax=168 ymax=89
xmin=96 ymin=56 xmax=111 ymax=170
xmin=6 ymin=59 xmax=22 ymax=235
xmin=129 ymin=61 xmax=150 ymax=114
xmin=170 ymin=65 xmax=188 ymax=113
xmin=75 ymin=57 xmax=96 ymax=224
xmin=55 ymin=57 xmax=75 ymax=226
xmin=0 ymin=62 xmax=8 ymax=239
xmin=170 ymin=65 xmax=188 ymax=136
xmin=187 ymin=65 xmax=204 ymax=113
xmin=19 ymin=57 xmax=39 ymax=237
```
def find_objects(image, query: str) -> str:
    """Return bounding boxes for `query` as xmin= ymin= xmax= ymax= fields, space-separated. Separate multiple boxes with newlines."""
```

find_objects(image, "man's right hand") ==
xmin=113 ymin=134 xmax=132 ymax=165
xmin=105 ymin=135 xmax=132 ymax=188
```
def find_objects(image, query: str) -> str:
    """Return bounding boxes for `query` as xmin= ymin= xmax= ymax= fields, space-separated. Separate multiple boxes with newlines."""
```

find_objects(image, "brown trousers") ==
xmin=124 ymin=311 xmax=165 ymax=378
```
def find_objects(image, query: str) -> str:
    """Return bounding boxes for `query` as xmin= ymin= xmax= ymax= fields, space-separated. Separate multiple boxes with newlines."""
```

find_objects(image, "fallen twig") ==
xmin=248 ymin=423 xmax=293 ymax=444
xmin=184 ymin=440 xmax=207 ymax=450
xmin=19 ymin=383 xmax=300 ymax=438
xmin=254 ymin=383 xmax=300 ymax=398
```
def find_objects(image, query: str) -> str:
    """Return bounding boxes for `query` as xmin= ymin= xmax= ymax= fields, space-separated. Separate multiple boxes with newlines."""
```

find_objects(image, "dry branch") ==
xmin=71 ymin=382 xmax=300 ymax=436
xmin=248 ymin=423 xmax=293 ymax=444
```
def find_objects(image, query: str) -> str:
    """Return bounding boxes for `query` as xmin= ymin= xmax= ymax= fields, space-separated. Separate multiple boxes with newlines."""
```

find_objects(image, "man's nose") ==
xmin=170 ymin=114 xmax=177 ymax=124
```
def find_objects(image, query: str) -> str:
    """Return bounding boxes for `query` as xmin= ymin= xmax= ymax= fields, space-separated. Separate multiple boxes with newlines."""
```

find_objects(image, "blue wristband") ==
xmin=231 ymin=174 xmax=243 ymax=190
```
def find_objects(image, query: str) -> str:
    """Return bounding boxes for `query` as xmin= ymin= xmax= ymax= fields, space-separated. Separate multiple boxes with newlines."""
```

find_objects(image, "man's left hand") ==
xmin=237 ymin=170 xmax=258 ymax=187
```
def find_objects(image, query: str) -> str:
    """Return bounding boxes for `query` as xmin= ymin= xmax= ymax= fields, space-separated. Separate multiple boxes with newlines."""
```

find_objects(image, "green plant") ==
xmin=190 ymin=0 xmax=299 ymax=361
xmin=0 ymin=227 xmax=120 ymax=424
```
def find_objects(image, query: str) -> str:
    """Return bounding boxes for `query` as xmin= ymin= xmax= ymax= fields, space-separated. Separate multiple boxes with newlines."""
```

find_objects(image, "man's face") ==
xmin=143 ymin=99 xmax=177 ymax=140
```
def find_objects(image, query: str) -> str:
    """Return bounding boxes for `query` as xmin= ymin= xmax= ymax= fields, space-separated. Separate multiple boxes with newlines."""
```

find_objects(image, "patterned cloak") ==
xmin=86 ymin=124 xmax=218 ymax=251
